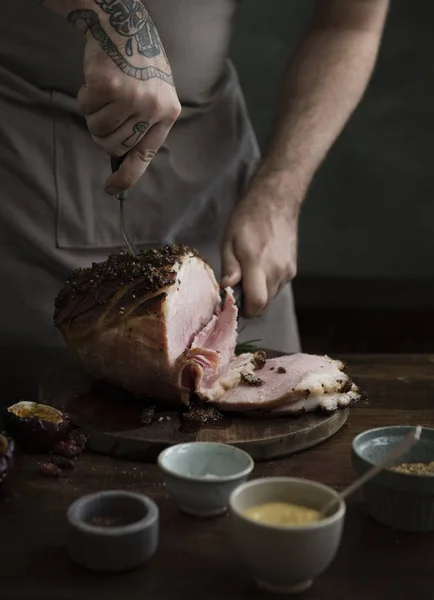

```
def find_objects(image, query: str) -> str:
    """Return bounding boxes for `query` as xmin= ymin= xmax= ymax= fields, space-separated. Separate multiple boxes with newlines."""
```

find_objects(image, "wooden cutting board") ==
xmin=39 ymin=350 xmax=349 ymax=462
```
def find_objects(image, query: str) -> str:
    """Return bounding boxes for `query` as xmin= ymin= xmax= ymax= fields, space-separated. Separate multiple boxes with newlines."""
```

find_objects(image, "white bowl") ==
xmin=229 ymin=477 xmax=346 ymax=595
xmin=157 ymin=442 xmax=254 ymax=517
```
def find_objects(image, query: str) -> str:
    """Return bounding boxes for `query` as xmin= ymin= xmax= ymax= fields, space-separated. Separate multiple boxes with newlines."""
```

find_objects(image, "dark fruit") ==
xmin=67 ymin=429 xmax=88 ymax=450
xmin=0 ymin=431 xmax=15 ymax=488
xmin=39 ymin=462 xmax=63 ymax=478
xmin=49 ymin=454 xmax=76 ymax=470
xmin=4 ymin=401 xmax=69 ymax=452
xmin=53 ymin=440 xmax=82 ymax=458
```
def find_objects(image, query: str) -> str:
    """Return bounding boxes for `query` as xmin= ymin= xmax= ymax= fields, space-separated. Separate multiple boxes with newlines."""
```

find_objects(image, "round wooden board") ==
xmin=39 ymin=352 xmax=349 ymax=463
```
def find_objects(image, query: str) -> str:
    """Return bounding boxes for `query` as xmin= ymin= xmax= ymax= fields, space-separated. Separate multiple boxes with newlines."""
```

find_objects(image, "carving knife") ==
xmin=110 ymin=156 xmax=137 ymax=256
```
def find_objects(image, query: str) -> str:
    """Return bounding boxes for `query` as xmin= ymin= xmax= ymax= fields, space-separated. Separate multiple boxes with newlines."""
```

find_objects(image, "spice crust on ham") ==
xmin=54 ymin=244 xmax=365 ymax=416
xmin=54 ymin=245 xmax=258 ymax=404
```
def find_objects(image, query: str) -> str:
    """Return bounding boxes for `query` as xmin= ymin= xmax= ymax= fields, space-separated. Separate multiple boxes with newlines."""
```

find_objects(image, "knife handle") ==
xmin=110 ymin=155 xmax=126 ymax=174
xmin=233 ymin=283 xmax=244 ymax=311
xmin=110 ymin=155 xmax=128 ymax=200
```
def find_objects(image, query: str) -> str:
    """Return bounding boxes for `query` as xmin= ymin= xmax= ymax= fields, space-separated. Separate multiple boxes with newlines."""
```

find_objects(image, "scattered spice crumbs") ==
xmin=241 ymin=373 xmax=264 ymax=386
xmin=182 ymin=404 xmax=223 ymax=424
xmin=252 ymin=350 xmax=267 ymax=370
xmin=140 ymin=406 xmax=155 ymax=425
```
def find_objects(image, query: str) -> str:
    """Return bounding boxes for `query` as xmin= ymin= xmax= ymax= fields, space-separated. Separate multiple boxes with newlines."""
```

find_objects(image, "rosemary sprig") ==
xmin=235 ymin=339 xmax=262 ymax=355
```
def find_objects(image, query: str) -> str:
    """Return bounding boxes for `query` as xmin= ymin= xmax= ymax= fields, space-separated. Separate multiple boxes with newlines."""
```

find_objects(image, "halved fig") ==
xmin=4 ymin=401 xmax=69 ymax=452
xmin=0 ymin=431 xmax=15 ymax=488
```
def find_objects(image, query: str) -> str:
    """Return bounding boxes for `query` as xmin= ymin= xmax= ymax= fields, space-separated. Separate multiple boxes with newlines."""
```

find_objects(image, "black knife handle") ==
xmin=110 ymin=155 xmax=126 ymax=174
xmin=233 ymin=283 xmax=244 ymax=312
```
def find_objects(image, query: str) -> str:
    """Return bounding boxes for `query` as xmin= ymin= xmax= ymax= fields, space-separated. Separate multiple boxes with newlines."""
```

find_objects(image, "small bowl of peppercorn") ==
xmin=352 ymin=425 xmax=434 ymax=531
xmin=67 ymin=490 xmax=159 ymax=572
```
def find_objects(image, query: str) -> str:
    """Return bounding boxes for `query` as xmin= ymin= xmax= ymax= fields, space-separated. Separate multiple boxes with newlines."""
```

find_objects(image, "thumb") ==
xmin=221 ymin=240 xmax=242 ymax=287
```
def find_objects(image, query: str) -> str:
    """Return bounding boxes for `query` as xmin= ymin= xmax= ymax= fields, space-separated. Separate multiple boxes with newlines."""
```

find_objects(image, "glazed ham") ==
xmin=54 ymin=244 xmax=364 ymax=415
xmin=54 ymin=245 xmax=256 ymax=403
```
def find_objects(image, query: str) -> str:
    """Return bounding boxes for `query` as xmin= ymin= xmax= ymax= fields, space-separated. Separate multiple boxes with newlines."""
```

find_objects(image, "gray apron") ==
xmin=0 ymin=0 xmax=300 ymax=354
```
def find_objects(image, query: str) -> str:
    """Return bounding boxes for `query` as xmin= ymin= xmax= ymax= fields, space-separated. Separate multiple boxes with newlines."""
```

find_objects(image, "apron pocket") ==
xmin=53 ymin=95 xmax=125 ymax=250
xmin=53 ymin=96 xmax=180 ymax=250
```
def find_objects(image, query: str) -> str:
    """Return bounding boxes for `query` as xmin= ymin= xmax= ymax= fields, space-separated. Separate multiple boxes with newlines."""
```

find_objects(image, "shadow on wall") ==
xmin=230 ymin=1 xmax=434 ymax=282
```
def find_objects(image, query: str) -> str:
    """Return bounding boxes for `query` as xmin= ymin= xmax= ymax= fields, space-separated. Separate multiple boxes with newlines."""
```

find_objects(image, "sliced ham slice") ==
xmin=214 ymin=354 xmax=352 ymax=412
xmin=182 ymin=353 xmax=257 ymax=403
xmin=243 ymin=382 xmax=362 ymax=418
xmin=175 ymin=290 xmax=259 ymax=402
xmin=189 ymin=286 xmax=238 ymax=371
xmin=269 ymin=389 xmax=361 ymax=416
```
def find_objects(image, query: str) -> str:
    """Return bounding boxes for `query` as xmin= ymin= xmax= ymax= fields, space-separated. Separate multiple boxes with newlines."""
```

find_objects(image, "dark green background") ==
xmin=230 ymin=1 xmax=434 ymax=280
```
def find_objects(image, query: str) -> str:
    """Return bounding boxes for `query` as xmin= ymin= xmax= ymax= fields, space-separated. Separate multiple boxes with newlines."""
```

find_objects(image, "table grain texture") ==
xmin=1 ymin=350 xmax=434 ymax=600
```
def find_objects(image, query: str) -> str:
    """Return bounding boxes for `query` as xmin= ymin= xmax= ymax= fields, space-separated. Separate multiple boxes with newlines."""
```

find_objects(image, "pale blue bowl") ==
xmin=352 ymin=426 xmax=434 ymax=531
xmin=158 ymin=442 xmax=254 ymax=518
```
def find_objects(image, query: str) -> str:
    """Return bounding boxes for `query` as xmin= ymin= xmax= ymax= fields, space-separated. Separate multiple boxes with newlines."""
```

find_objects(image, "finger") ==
xmin=241 ymin=263 xmax=268 ymax=318
xmin=221 ymin=240 xmax=242 ymax=288
xmin=92 ymin=116 xmax=154 ymax=156
xmin=270 ymin=265 xmax=297 ymax=299
xmin=86 ymin=103 xmax=137 ymax=138
xmin=266 ymin=274 xmax=281 ymax=304
xmin=104 ymin=122 xmax=170 ymax=192
xmin=77 ymin=83 xmax=114 ymax=116
xmin=266 ymin=263 xmax=288 ymax=300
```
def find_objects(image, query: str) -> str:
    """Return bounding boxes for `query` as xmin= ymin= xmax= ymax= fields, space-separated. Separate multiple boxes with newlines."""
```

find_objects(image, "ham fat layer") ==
xmin=214 ymin=354 xmax=358 ymax=414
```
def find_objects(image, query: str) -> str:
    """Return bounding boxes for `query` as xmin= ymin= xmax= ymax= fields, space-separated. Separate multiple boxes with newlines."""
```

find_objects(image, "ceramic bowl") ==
xmin=229 ymin=477 xmax=345 ymax=595
xmin=67 ymin=490 xmax=159 ymax=571
xmin=157 ymin=442 xmax=254 ymax=517
xmin=352 ymin=425 xmax=434 ymax=531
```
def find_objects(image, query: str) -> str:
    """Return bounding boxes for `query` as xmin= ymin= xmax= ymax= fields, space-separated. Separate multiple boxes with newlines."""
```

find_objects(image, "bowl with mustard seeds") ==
xmin=352 ymin=425 xmax=434 ymax=531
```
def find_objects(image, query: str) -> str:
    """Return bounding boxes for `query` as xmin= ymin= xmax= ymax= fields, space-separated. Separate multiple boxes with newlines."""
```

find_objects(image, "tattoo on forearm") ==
xmin=95 ymin=0 xmax=161 ymax=59
xmin=67 ymin=6 xmax=174 ymax=85
xmin=122 ymin=121 xmax=149 ymax=148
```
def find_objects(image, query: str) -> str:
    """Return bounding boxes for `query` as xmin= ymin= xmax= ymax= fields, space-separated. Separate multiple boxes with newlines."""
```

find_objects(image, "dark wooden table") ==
xmin=1 ymin=352 xmax=434 ymax=600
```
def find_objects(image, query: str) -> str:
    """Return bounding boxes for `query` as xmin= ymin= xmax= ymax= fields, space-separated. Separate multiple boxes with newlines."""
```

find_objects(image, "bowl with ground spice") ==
xmin=67 ymin=490 xmax=159 ymax=571
xmin=352 ymin=426 xmax=434 ymax=531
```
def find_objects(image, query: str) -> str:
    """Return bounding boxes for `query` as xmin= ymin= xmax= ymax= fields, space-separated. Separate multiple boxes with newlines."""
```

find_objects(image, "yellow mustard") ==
xmin=243 ymin=502 xmax=320 ymax=526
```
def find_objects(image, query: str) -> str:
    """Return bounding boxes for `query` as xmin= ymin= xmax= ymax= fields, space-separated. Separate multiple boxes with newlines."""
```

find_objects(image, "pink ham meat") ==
xmin=174 ymin=289 xmax=257 ymax=402
xmin=177 ymin=350 xmax=258 ymax=403
xmin=214 ymin=354 xmax=359 ymax=414
xmin=54 ymin=245 xmax=252 ymax=404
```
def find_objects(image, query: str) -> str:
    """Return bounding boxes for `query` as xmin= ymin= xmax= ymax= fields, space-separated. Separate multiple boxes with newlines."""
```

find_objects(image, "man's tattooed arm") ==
xmin=39 ymin=0 xmax=173 ymax=85
xmin=95 ymin=0 xmax=162 ymax=59
xmin=37 ymin=0 xmax=181 ymax=192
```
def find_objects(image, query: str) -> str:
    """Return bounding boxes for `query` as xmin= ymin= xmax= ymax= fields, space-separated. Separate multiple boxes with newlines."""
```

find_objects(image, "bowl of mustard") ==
xmin=229 ymin=477 xmax=345 ymax=595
